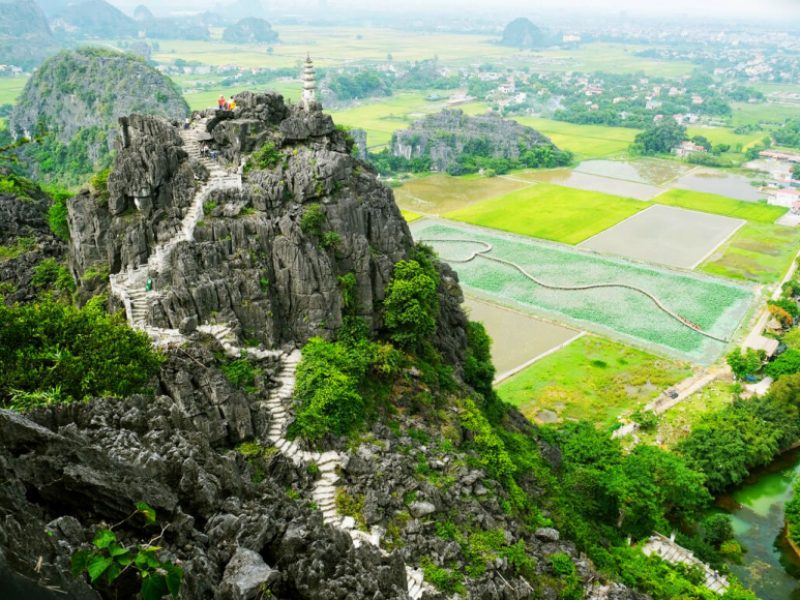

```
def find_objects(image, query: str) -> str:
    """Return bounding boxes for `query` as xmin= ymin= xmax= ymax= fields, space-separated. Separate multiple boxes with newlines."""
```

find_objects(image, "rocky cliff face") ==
xmin=391 ymin=109 xmax=558 ymax=173
xmin=69 ymin=91 xmax=466 ymax=357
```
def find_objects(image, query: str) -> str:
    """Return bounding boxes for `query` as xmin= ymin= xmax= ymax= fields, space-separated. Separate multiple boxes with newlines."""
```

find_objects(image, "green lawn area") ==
xmin=444 ymin=182 xmax=645 ymax=245
xmin=514 ymin=116 xmax=637 ymax=159
xmin=699 ymin=222 xmax=800 ymax=284
xmin=497 ymin=335 xmax=692 ymax=427
xmin=653 ymin=188 xmax=786 ymax=224
xmin=400 ymin=209 xmax=422 ymax=222
xmin=0 ymin=76 xmax=28 ymax=105
xmin=635 ymin=380 xmax=735 ymax=448
xmin=394 ymin=172 xmax=531 ymax=215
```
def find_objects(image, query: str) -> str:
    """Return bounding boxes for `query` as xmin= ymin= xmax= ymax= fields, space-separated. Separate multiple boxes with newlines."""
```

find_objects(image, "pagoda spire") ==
xmin=301 ymin=53 xmax=317 ymax=110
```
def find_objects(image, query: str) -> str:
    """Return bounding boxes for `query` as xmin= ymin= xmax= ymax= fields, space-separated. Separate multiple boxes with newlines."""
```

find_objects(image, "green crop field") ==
xmin=699 ymin=222 xmax=800 ymax=284
xmin=444 ymin=182 xmax=645 ymax=245
xmin=686 ymin=126 xmax=764 ymax=150
xmin=400 ymin=209 xmax=422 ymax=222
xmin=394 ymin=173 xmax=531 ymax=215
xmin=514 ymin=116 xmax=638 ymax=159
xmin=497 ymin=335 xmax=691 ymax=427
xmin=0 ymin=76 xmax=28 ymax=105
xmin=731 ymin=101 xmax=800 ymax=127
xmin=653 ymin=188 xmax=787 ymax=223
xmin=411 ymin=219 xmax=755 ymax=363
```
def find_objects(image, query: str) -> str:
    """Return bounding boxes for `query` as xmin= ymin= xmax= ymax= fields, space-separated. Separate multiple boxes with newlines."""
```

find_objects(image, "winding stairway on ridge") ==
xmin=109 ymin=117 xmax=432 ymax=599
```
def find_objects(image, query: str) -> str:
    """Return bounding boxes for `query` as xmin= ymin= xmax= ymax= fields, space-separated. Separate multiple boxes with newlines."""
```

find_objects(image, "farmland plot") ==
xmin=411 ymin=219 xmax=755 ymax=363
xmin=579 ymin=205 xmax=745 ymax=269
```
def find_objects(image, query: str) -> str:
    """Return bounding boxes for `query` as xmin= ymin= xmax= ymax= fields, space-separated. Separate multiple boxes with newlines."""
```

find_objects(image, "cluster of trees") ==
xmin=630 ymin=121 xmax=687 ymax=155
xmin=774 ymin=119 xmax=800 ymax=149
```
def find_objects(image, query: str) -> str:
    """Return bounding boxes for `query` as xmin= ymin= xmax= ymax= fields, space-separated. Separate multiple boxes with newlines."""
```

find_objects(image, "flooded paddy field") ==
xmin=579 ymin=205 xmax=745 ymax=269
xmin=520 ymin=168 xmax=663 ymax=201
xmin=463 ymin=296 xmax=581 ymax=382
xmin=672 ymin=167 xmax=767 ymax=202
xmin=575 ymin=158 xmax=691 ymax=186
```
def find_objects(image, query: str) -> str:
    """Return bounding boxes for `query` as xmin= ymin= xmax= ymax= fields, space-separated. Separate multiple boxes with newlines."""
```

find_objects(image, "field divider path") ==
xmin=109 ymin=117 xmax=431 ymax=600
xmin=421 ymin=237 xmax=730 ymax=344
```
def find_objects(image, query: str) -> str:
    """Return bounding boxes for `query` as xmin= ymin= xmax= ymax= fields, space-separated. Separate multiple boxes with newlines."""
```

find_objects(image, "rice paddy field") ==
xmin=411 ymin=219 xmax=755 ymax=363
xmin=579 ymin=205 xmax=745 ymax=270
xmin=394 ymin=173 xmax=530 ymax=215
xmin=497 ymin=335 xmax=692 ymax=426
xmin=0 ymin=76 xmax=28 ymax=105
xmin=514 ymin=116 xmax=638 ymax=159
xmin=699 ymin=222 xmax=800 ymax=284
xmin=653 ymin=188 xmax=786 ymax=223
xmin=463 ymin=296 xmax=581 ymax=380
xmin=444 ymin=182 xmax=646 ymax=244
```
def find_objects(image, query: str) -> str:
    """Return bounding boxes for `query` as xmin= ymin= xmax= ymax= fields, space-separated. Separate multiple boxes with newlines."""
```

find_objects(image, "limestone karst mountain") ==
xmin=10 ymin=47 xmax=188 ymax=185
xmin=0 ymin=0 xmax=60 ymax=69
xmin=0 ymin=91 xmax=645 ymax=599
xmin=222 ymin=17 xmax=279 ymax=43
xmin=50 ymin=0 xmax=137 ymax=38
xmin=390 ymin=109 xmax=570 ymax=174
xmin=500 ymin=17 xmax=548 ymax=48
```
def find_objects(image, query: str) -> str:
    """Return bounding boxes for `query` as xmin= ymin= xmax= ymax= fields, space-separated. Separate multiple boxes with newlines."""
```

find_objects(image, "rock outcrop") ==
xmin=391 ymin=109 xmax=561 ymax=173
xmin=69 ymin=91 xmax=465 ymax=356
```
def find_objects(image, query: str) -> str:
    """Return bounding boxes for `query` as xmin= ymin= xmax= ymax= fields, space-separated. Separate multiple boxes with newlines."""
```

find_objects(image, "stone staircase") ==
xmin=109 ymin=116 xmax=432 ymax=600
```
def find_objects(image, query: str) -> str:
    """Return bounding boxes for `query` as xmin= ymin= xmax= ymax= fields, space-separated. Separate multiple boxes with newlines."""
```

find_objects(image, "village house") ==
xmin=675 ymin=140 xmax=708 ymax=158
xmin=769 ymin=187 xmax=800 ymax=209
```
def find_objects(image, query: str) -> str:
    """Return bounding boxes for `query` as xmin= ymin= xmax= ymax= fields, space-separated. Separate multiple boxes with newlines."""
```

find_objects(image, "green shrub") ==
xmin=90 ymin=167 xmax=111 ymax=203
xmin=548 ymin=552 xmax=575 ymax=577
xmin=321 ymin=231 xmax=341 ymax=249
xmin=420 ymin=556 xmax=465 ymax=594
xmin=71 ymin=502 xmax=182 ymax=600
xmin=221 ymin=357 xmax=258 ymax=392
xmin=300 ymin=203 xmax=326 ymax=237
xmin=48 ymin=191 xmax=72 ymax=240
xmin=464 ymin=320 xmax=495 ymax=399
xmin=32 ymin=258 xmax=75 ymax=294
xmin=245 ymin=142 xmax=282 ymax=172
xmin=203 ymin=199 xmax=218 ymax=214
xmin=382 ymin=258 xmax=439 ymax=351
xmin=0 ymin=297 xmax=163 ymax=408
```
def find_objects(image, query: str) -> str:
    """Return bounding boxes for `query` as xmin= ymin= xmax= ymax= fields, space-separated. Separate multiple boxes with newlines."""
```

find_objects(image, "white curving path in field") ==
xmin=421 ymin=237 xmax=730 ymax=344
xmin=109 ymin=117 xmax=430 ymax=599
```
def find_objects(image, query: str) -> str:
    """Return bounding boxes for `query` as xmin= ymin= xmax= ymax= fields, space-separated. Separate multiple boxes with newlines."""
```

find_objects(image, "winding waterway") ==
xmin=717 ymin=448 xmax=800 ymax=599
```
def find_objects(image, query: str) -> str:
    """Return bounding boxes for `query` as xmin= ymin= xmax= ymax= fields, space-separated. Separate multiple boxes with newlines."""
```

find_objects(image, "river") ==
xmin=717 ymin=448 xmax=800 ymax=599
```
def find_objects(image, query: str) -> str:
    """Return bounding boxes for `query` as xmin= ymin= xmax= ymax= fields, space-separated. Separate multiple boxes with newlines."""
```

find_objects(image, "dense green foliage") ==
xmin=0 ymin=296 xmax=163 ymax=408
xmin=726 ymin=348 xmax=765 ymax=380
xmin=47 ymin=188 xmax=73 ymax=240
xmin=774 ymin=119 xmax=800 ymax=149
xmin=382 ymin=255 xmax=440 ymax=352
xmin=369 ymin=142 xmax=572 ymax=176
xmin=630 ymin=121 xmax=687 ymax=155
xmin=677 ymin=375 xmax=800 ymax=492
xmin=72 ymin=502 xmax=183 ymax=600
xmin=785 ymin=477 xmax=800 ymax=545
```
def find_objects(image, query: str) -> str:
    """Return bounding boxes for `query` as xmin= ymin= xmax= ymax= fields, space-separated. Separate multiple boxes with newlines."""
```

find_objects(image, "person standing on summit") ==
xmin=217 ymin=95 xmax=225 ymax=110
